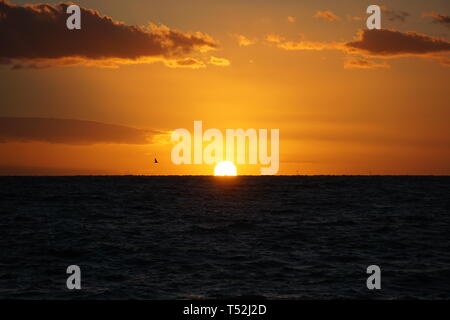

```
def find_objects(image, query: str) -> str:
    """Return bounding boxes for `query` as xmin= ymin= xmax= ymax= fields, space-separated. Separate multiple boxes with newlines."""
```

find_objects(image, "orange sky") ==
xmin=0 ymin=0 xmax=449 ymax=175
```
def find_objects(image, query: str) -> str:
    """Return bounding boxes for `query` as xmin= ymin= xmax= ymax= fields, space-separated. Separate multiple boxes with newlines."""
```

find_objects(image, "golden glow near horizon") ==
xmin=214 ymin=161 xmax=237 ymax=176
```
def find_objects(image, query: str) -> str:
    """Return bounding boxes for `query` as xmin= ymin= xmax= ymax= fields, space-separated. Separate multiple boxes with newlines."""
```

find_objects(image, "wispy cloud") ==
xmin=209 ymin=56 xmax=231 ymax=67
xmin=231 ymin=34 xmax=257 ymax=47
xmin=265 ymin=34 xmax=285 ymax=44
xmin=422 ymin=12 xmax=450 ymax=28
xmin=381 ymin=6 xmax=410 ymax=22
xmin=344 ymin=58 xmax=390 ymax=69
xmin=164 ymin=58 xmax=206 ymax=69
xmin=277 ymin=40 xmax=338 ymax=51
xmin=313 ymin=10 xmax=340 ymax=22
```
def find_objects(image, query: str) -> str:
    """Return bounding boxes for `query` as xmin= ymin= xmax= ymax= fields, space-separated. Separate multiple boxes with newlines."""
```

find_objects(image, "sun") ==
xmin=214 ymin=161 xmax=237 ymax=176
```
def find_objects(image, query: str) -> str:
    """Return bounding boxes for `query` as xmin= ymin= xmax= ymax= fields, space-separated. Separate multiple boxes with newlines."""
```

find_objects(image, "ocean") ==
xmin=0 ymin=176 xmax=449 ymax=299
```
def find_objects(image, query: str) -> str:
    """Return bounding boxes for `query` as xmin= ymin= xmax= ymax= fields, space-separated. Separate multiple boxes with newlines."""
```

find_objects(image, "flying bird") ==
xmin=154 ymin=158 xmax=159 ymax=164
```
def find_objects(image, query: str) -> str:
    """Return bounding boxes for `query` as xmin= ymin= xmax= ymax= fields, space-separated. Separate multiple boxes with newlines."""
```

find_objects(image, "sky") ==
xmin=0 ymin=0 xmax=449 ymax=175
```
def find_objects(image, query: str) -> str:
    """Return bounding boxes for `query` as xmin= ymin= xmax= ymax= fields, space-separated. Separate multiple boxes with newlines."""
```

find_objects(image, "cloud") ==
xmin=209 ymin=56 xmax=231 ymax=66
xmin=344 ymin=58 xmax=390 ymax=69
xmin=231 ymin=34 xmax=257 ymax=47
xmin=272 ymin=29 xmax=450 ymax=57
xmin=313 ymin=10 xmax=340 ymax=22
xmin=270 ymin=28 xmax=450 ymax=68
xmin=344 ymin=29 xmax=450 ymax=57
xmin=0 ymin=1 xmax=220 ymax=69
xmin=277 ymin=40 xmax=338 ymax=51
xmin=164 ymin=58 xmax=206 ymax=69
xmin=431 ymin=55 xmax=450 ymax=67
xmin=422 ymin=12 xmax=450 ymax=28
xmin=0 ymin=117 xmax=160 ymax=145
xmin=387 ymin=11 xmax=409 ymax=22
xmin=381 ymin=6 xmax=409 ymax=22
xmin=265 ymin=34 xmax=285 ymax=44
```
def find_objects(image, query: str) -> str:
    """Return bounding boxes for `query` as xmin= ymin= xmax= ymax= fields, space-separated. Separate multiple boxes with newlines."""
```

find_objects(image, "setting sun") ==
xmin=214 ymin=161 xmax=237 ymax=176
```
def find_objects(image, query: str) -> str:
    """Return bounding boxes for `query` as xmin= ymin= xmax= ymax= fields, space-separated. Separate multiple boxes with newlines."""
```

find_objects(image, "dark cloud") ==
xmin=0 ymin=117 xmax=159 ymax=145
xmin=0 ymin=1 xmax=219 ymax=68
xmin=422 ymin=12 xmax=450 ymax=28
xmin=344 ymin=29 xmax=450 ymax=57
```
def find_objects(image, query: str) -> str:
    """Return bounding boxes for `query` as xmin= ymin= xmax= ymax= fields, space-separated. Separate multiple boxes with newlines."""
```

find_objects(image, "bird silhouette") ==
xmin=154 ymin=158 xmax=159 ymax=164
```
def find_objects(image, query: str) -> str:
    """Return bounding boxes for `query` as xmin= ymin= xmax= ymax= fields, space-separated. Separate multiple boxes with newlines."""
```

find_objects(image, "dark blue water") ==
xmin=0 ymin=176 xmax=449 ymax=299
